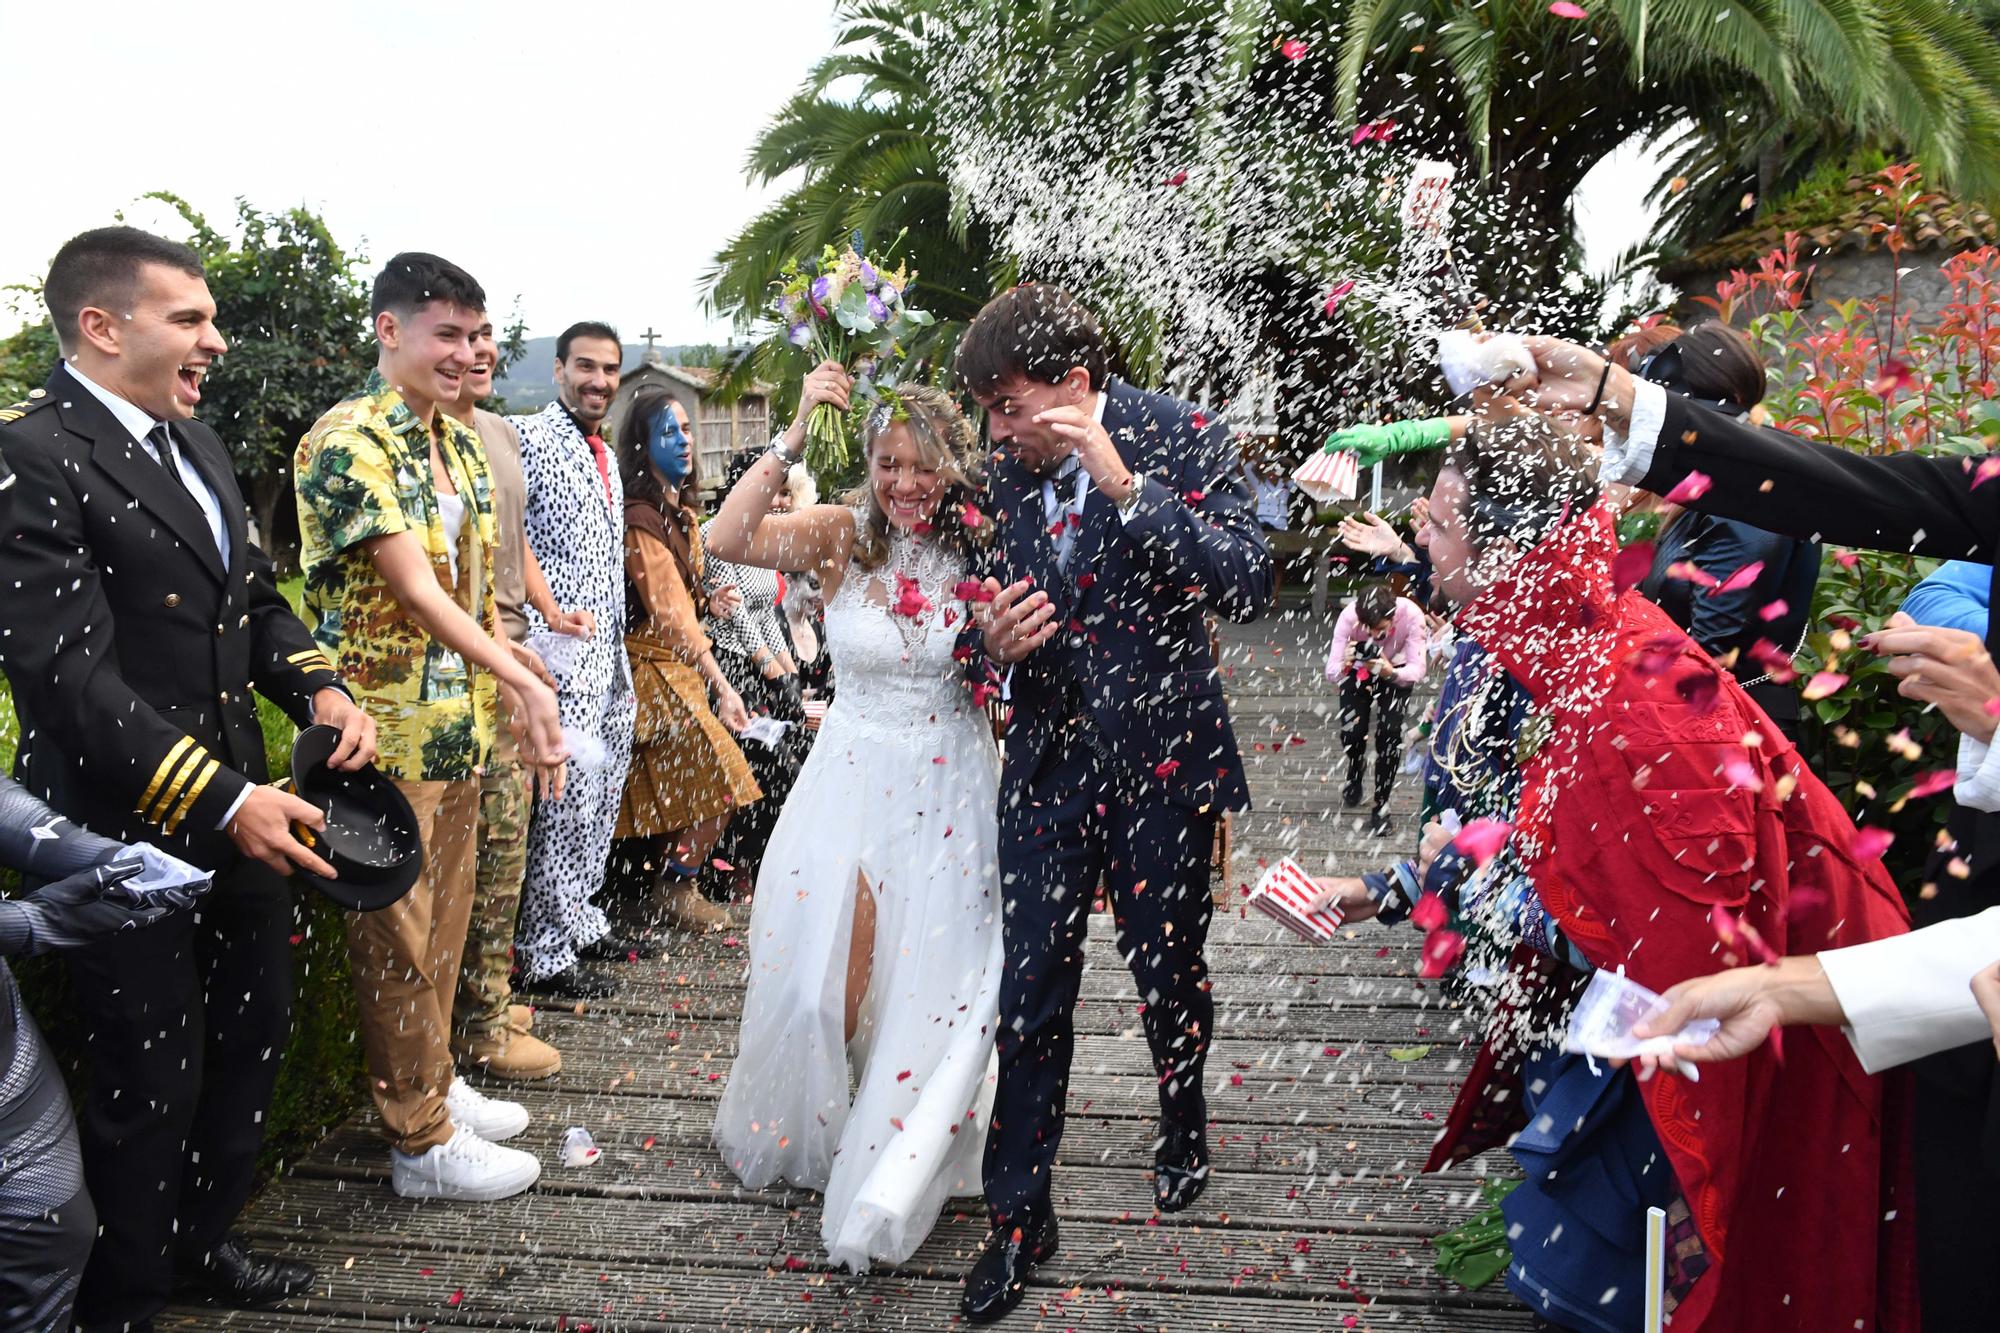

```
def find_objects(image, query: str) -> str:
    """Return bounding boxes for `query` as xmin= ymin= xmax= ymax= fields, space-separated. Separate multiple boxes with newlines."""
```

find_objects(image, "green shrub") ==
xmin=1693 ymin=168 xmax=2000 ymax=895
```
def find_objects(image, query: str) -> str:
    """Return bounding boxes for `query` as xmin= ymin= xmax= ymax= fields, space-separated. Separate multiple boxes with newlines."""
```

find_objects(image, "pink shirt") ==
xmin=1325 ymin=597 xmax=1428 ymax=686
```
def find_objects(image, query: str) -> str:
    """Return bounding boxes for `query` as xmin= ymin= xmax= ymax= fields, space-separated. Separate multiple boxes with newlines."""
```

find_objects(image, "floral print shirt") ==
xmin=296 ymin=370 xmax=499 ymax=780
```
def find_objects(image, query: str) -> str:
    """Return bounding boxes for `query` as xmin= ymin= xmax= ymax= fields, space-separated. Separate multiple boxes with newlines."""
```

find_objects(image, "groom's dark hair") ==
xmin=956 ymin=283 xmax=1110 ymax=395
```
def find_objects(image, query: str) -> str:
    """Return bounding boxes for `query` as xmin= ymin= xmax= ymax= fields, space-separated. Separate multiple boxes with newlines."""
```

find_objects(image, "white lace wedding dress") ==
xmin=713 ymin=519 xmax=1003 ymax=1271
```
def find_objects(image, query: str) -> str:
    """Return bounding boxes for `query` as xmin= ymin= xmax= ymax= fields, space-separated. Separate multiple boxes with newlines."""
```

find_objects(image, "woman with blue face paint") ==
xmin=612 ymin=387 xmax=761 ymax=934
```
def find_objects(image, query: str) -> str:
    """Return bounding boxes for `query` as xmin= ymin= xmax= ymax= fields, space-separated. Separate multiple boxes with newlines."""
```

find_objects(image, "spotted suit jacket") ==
xmin=0 ymin=362 xmax=341 ymax=865
xmin=510 ymin=401 xmax=632 ymax=699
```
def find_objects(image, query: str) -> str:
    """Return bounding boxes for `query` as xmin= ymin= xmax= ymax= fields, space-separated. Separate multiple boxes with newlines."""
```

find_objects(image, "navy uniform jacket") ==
xmin=973 ymin=378 xmax=1273 ymax=813
xmin=0 ymin=363 xmax=340 ymax=865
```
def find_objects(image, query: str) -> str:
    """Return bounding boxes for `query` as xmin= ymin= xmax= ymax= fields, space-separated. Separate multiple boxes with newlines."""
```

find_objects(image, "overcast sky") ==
xmin=2 ymin=0 xmax=842 ymax=347
xmin=5 ymin=0 xmax=1655 ymax=347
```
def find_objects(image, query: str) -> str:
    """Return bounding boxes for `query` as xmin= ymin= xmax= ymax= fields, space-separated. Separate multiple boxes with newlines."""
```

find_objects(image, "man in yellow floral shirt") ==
xmin=296 ymin=252 xmax=564 ymax=1203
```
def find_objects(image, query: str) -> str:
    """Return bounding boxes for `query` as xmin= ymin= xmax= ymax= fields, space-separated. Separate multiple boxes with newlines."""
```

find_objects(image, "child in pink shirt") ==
xmin=1325 ymin=583 xmax=1428 ymax=833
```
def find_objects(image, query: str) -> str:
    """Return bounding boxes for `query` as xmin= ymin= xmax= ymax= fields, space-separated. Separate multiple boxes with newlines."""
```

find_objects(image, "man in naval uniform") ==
xmin=0 ymin=226 xmax=376 ymax=1332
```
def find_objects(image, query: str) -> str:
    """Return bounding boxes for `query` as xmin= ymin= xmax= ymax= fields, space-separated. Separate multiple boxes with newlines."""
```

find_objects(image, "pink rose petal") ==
xmin=1709 ymin=560 xmax=1765 ymax=594
xmin=1720 ymin=750 xmax=1763 ymax=791
xmin=1611 ymin=540 xmax=1654 ymax=592
xmin=1452 ymin=817 xmax=1513 ymax=867
xmin=1851 ymin=826 xmax=1895 ymax=860
xmin=1418 ymin=928 xmax=1466 ymax=978
xmin=1662 ymin=471 xmax=1712 ymax=504
xmin=1801 ymin=671 xmax=1848 ymax=701
xmin=1910 ymin=769 xmax=1956 ymax=799
xmin=1549 ymin=0 xmax=1588 ymax=17
xmin=1410 ymin=892 xmax=1448 ymax=932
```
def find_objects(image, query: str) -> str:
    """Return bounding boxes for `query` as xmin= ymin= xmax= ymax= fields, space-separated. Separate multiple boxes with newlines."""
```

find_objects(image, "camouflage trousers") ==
xmin=454 ymin=756 xmax=529 ymax=1042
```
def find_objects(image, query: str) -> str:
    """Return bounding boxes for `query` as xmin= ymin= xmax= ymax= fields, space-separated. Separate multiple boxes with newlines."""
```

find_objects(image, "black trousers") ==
xmin=0 ymin=978 xmax=95 ymax=1333
xmin=1906 ymin=804 xmax=2000 ymax=1331
xmin=1338 ymin=676 xmax=1411 ymax=811
xmin=63 ymin=857 xmax=294 ymax=1330
xmin=984 ymin=728 xmax=1216 ymax=1228
xmin=710 ymin=647 xmax=808 ymax=885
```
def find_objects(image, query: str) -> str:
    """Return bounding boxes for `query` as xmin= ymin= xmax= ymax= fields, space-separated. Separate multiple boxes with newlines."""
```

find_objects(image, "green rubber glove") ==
xmin=1322 ymin=416 xmax=1452 ymax=468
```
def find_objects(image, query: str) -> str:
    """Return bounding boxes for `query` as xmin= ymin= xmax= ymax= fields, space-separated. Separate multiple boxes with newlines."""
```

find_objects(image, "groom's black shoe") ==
xmin=961 ymin=1211 xmax=1059 ymax=1323
xmin=1153 ymin=1121 xmax=1211 ymax=1213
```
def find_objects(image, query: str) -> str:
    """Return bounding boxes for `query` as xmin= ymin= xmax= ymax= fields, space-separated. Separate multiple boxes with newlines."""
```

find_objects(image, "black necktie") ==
xmin=146 ymin=423 xmax=193 ymax=498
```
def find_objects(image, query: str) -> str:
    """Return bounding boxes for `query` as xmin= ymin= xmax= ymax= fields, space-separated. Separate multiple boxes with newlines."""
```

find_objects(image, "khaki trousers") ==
xmin=347 ymin=776 xmax=480 ymax=1155
xmin=455 ymin=754 xmax=530 ymax=1041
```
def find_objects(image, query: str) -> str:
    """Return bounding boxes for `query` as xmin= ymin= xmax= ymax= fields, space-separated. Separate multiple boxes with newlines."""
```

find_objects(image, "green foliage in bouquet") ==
xmin=769 ymin=232 xmax=936 ymax=477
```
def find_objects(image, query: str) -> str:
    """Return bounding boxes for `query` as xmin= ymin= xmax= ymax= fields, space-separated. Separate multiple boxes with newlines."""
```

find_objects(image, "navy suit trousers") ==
xmin=984 ymin=725 xmax=1215 ymax=1227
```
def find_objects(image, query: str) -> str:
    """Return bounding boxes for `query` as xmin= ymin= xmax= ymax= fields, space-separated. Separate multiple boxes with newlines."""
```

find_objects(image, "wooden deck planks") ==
xmin=164 ymin=615 xmax=1534 ymax=1330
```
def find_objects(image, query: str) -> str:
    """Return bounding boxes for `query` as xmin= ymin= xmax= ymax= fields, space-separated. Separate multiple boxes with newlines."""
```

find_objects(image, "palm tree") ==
xmin=710 ymin=0 xmax=2000 ymax=437
xmin=1324 ymin=0 xmax=2000 ymax=275
xmin=702 ymin=2 xmax=999 ymax=418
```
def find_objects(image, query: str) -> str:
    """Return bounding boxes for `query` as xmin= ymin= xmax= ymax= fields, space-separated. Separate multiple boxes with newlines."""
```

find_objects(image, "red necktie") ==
xmin=584 ymin=434 xmax=614 ymax=510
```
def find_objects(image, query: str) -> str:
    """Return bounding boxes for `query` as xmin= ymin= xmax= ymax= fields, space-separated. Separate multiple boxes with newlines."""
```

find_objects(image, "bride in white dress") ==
xmin=706 ymin=368 xmax=1003 ymax=1271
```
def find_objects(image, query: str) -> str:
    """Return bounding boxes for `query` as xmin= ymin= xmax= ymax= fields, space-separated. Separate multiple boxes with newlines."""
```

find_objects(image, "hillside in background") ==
xmin=493 ymin=337 xmax=733 ymax=411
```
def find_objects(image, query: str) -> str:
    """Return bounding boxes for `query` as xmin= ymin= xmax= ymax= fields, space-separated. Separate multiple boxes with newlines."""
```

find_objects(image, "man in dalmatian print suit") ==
xmin=510 ymin=322 xmax=639 ymax=996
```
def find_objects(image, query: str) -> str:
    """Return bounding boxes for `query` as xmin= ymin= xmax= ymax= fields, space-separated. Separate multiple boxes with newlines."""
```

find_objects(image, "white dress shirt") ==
xmin=66 ymin=363 xmax=232 ymax=568
xmin=66 ymin=364 xmax=252 ymax=829
xmin=1820 ymin=906 xmax=2000 ymax=1072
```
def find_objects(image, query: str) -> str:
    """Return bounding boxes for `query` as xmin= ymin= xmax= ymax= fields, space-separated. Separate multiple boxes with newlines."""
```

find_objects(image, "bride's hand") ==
xmin=793 ymin=360 xmax=853 ymax=426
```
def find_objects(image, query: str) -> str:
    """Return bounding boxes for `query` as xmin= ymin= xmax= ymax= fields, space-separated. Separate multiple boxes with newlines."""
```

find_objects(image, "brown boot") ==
xmin=459 ymin=1023 xmax=562 ymax=1081
xmin=507 ymin=1003 xmax=535 ymax=1032
xmin=653 ymin=878 xmax=729 ymax=934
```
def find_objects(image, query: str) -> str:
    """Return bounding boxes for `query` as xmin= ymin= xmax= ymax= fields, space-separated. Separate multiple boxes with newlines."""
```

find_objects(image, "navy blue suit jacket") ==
xmin=974 ymin=378 xmax=1273 ymax=813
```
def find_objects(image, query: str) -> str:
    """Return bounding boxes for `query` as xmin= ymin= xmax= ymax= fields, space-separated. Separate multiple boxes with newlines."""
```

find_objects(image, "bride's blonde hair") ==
xmin=845 ymin=383 xmax=993 ymax=571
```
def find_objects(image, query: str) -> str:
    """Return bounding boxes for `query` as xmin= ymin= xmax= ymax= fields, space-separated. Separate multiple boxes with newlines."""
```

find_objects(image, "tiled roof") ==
xmin=1661 ymin=169 xmax=1997 ymax=278
xmin=626 ymin=360 xmax=774 ymax=398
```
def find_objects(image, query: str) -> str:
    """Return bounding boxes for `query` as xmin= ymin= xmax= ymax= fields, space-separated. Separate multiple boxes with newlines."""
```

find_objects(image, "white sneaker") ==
xmin=446 ymin=1077 xmax=530 ymax=1142
xmin=392 ymin=1126 xmax=542 ymax=1201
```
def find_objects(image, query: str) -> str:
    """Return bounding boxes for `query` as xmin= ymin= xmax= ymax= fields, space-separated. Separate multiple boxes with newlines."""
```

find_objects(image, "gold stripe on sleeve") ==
xmin=163 ymin=758 xmax=221 ymax=834
xmin=146 ymin=745 xmax=209 ymax=822
xmin=136 ymin=737 xmax=195 ymax=815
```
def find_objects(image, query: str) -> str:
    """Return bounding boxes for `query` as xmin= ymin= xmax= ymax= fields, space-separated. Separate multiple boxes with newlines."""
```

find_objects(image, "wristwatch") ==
xmin=768 ymin=433 xmax=804 ymax=467
xmin=1115 ymin=470 xmax=1146 ymax=518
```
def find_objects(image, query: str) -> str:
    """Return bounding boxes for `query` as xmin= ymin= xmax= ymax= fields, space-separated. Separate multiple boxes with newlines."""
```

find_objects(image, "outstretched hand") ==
xmin=1972 ymin=962 xmax=2000 ymax=1061
xmin=1336 ymin=511 xmax=1409 ymax=561
xmin=0 ymin=857 xmax=208 ymax=956
xmin=1305 ymin=876 xmax=1377 ymax=922
xmin=1866 ymin=611 xmax=2000 ymax=743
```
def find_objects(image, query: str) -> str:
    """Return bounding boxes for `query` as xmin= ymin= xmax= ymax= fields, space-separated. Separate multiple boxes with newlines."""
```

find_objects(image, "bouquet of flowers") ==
xmin=770 ymin=232 xmax=936 ymax=475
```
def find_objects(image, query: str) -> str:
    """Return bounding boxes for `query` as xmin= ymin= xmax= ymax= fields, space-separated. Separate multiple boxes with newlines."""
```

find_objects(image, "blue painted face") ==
xmin=648 ymin=406 xmax=690 ymax=485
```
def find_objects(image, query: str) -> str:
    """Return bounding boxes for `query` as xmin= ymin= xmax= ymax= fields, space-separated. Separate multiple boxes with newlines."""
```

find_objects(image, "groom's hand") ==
xmin=1032 ymin=405 xmax=1137 ymax=506
xmin=983 ymin=578 xmax=1059 ymax=664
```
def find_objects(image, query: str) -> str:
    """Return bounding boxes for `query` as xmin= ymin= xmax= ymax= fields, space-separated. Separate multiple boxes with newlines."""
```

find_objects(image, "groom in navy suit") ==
xmin=955 ymin=284 xmax=1272 ymax=1321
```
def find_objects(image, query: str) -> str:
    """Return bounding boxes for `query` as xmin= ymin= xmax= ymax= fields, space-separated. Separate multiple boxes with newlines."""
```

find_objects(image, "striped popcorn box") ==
xmin=801 ymin=699 xmax=829 ymax=722
xmin=1292 ymin=448 xmax=1359 ymax=503
xmin=1247 ymin=856 xmax=1345 ymax=941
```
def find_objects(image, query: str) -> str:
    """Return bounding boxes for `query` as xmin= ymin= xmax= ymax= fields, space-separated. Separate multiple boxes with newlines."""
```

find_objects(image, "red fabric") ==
xmin=584 ymin=434 xmax=614 ymax=510
xmin=1427 ymin=505 xmax=1919 ymax=1331
xmin=774 ymin=573 xmax=786 ymax=605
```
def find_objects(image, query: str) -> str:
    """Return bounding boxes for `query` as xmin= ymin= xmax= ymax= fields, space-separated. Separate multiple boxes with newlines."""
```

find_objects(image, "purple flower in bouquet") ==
xmin=787 ymin=322 xmax=812 ymax=348
xmin=859 ymin=261 xmax=880 ymax=289
xmin=867 ymin=291 xmax=889 ymax=323
xmin=809 ymin=275 xmax=833 ymax=315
